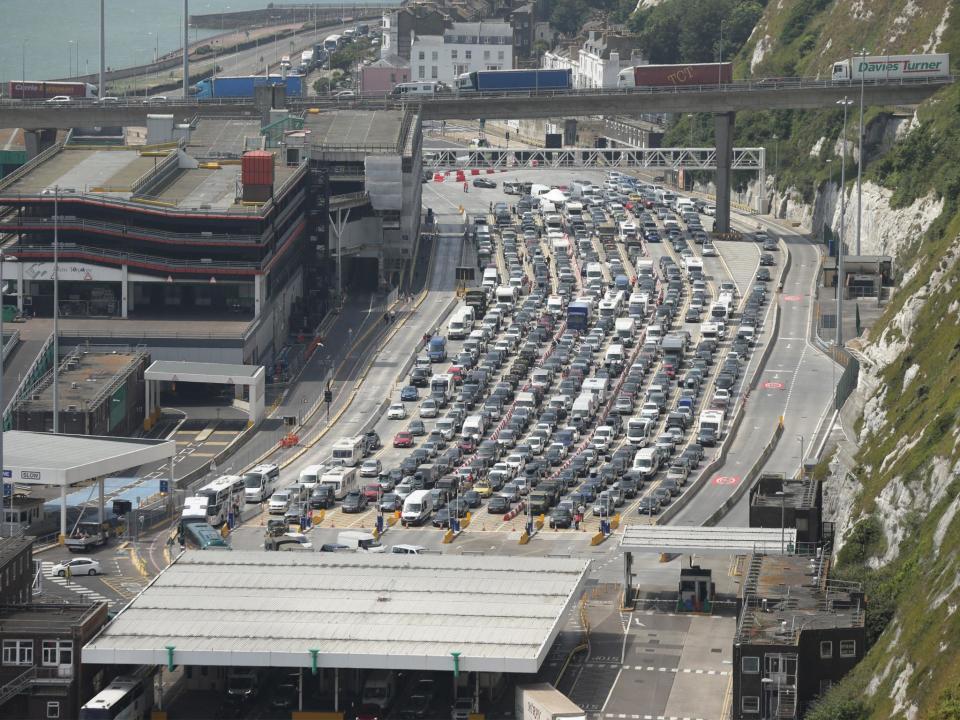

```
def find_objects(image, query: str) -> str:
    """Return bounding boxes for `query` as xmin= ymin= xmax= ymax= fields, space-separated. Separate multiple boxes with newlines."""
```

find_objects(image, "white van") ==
xmin=332 ymin=436 xmax=364 ymax=467
xmin=243 ymin=463 xmax=279 ymax=503
xmin=633 ymin=447 xmax=660 ymax=479
xmin=585 ymin=262 xmax=604 ymax=282
xmin=298 ymin=464 xmax=324 ymax=490
xmin=604 ymin=343 xmax=626 ymax=366
xmin=482 ymin=267 xmax=499 ymax=288
xmin=337 ymin=530 xmax=386 ymax=553
xmin=626 ymin=417 xmax=654 ymax=447
xmin=461 ymin=414 xmax=486 ymax=440
xmin=401 ymin=489 xmax=434 ymax=526
xmin=361 ymin=670 xmax=396 ymax=712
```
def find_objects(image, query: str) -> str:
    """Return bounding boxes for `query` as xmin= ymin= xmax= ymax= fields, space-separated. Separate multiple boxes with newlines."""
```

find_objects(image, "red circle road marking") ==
xmin=763 ymin=381 xmax=785 ymax=390
xmin=783 ymin=294 xmax=803 ymax=301
xmin=712 ymin=475 xmax=740 ymax=486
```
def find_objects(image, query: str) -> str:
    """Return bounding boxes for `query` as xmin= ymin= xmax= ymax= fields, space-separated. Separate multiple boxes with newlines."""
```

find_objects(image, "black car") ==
xmin=409 ymin=368 xmax=430 ymax=387
xmin=637 ymin=497 xmax=661 ymax=514
xmin=488 ymin=496 xmax=510 ymax=514
xmin=473 ymin=177 xmax=497 ymax=189
xmin=309 ymin=485 xmax=336 ymax=509
xmin=341 ymin=491 xmax=368 ymax=513
xmin=432 ymin=507 xmax=452 ymax=528
xmin=698 ymin=427 xmax=717 ymax=447
xmin=549 ymin=507 xmax=573 ymax=529
xmin=462 ymin=490 xmax=482 ymax=508
xmin=408 ymin=420 xmax=427 ymax=436
xmin=378 ymin=493 xmax=402 ymax=513
xmin=756 ymin=267 xmax=772 ymax=282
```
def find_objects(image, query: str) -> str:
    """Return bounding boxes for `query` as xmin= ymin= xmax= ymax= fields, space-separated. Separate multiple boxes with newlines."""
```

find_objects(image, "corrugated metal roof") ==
xmin=2 ymin=430 xmax=175 ymax=486
xmin=620 ymin=525 xmax=798 ymax=555
xmin=83 ymin=552 xmax=590 ymax=674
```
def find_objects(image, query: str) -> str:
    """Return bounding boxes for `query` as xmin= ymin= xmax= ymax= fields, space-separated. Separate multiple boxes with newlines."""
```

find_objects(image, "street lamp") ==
xmin=68 ymin=40 xmax=74 ymax=77
xmin=855 ymin=47 xmax=868 ymax=257
xmin=1 ymin=251 xmax=18 ymax=539
xmin=771 ymin=134 xmax=780 ymax=189
xmin=687 ymin=113 xmax=694 ymax=149
xmin=775 ymin=490 xmax=786 ymax=554
xmin=718 ymin=21 xmax=725 ymax=84
xmin=836 ymin=97 xmax=853 ymax=347
xmin=824 ymin=158 xmax=833 ymax=247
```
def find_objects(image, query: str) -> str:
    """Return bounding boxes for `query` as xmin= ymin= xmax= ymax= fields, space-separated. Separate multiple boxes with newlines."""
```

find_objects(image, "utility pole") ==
xmin=99 ymin=0 xmax=106 ymax=97
xmin=836 ymin=97 xmax=852 ymax=347
xmin=183 ymin=0 xmax=190 ymax=95
xmin=855 ymin=47 xmax=868 ymax=257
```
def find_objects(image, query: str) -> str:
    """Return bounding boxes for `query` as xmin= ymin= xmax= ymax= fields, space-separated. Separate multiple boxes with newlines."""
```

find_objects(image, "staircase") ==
xmin=0 ymin=667 xmax=36 ymax=707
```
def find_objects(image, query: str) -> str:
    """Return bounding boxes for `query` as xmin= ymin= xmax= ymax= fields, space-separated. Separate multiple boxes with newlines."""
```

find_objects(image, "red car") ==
xmin=393 ymin=431 xmax=414 ymax=448
xmin=448 ymin=365 xmax=464 ymax=384
xmin=459 ymin=437 xmax=476 ymax=452
xmin=363 ymin=484 xmax=382 ymax=502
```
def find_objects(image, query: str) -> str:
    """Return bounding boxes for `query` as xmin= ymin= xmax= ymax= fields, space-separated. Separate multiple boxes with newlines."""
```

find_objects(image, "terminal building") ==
xmin=732 ymin=554 xmax=865 ymax=719
xmin=749 ymin=473 xmax=826 ymax=547
xmin=0 ymin=108 xmax=423 ymax=369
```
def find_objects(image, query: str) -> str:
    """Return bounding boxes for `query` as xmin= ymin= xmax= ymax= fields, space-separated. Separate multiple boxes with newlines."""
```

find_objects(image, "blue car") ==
xmin=645 ymin=232 xmax=661 ymax=243
xmin=400 ymin=385 xmax=419 ymax=402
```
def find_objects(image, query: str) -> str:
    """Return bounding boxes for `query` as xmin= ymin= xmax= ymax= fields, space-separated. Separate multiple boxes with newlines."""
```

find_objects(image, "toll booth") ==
xmin=678 ymin=565 xmax=715 ymax=612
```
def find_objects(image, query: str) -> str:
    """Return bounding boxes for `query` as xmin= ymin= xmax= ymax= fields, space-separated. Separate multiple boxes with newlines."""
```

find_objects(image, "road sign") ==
xmin=159 ymin=480 xmax=169 ymax=494
xmin=762 ymin=381 xmax=785 ymax=390
xmin=711 ymin=475 xmax=740 ymax=486
xmin=2 ymin=469 xmax=10 ymax=478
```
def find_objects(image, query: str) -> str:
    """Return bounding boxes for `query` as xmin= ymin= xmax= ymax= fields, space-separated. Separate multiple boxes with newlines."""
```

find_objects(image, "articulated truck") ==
xmin=830 ymin=53 xmax=950 ymax=81
xmin=618 ymin=62 xmax=733 ymax=87
xmin=515 ymin=683 xmax=585 ymax=720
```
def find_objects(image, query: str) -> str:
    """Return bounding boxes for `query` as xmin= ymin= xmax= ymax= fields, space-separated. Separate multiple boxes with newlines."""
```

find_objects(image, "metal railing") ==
xmin=7 ymin=217 xmax=263 ymax=246
xmin=424 ymin=147 xmax=765 ymax=170
xmin=6 ymin=243 xmax=261 ymax=273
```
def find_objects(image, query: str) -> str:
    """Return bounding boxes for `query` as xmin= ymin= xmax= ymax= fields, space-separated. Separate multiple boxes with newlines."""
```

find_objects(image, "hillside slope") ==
xmin=630 ymin=0 xmax=960 ymax=716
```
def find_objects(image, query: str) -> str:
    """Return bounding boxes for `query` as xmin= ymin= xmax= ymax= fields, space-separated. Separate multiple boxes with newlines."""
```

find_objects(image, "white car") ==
xmin=97 ymin=96 xmax=120 ymax=104
xmin=703 ymin=204 xmax=716 ymax=216
xmin=391 ymin=544 xmax=426 ymax=554
xmin=702 ymin=243 xmax=718 ymax=257
xmin=46 ymin=95 xmax=73 ymax=103
xmin=360 ymin=459 xmax=382 ymax=478
xmin=419 ymin=398 xmax=439 ymax=418
xmin=387 ymin=403 xmax=407 ymax=420
xmin=52 ymin=557 xmax=101 ymax=577
xmin=144 ymin=95 xmax=168 ymax=104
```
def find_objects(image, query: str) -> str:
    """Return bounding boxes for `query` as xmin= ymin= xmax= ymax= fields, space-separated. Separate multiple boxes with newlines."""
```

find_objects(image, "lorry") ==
xmin=614 ymin=317 xmax=637 ymax=346
xmin=515 ymin=683 xmax=586 ymax=720
xmin=299 ymin=49 xmax=315 ymax=73
xmin=456 ymin=68 xmax=572 ymax=92
xmin=8 ymin=80 xmax=97 ymax=99
xmin=465 ymin=289 xmax=488 ymax=315
xmin=831 ymin=53 xmax=949 ymax=81
xmin=193 ymin=74 xmax=303 ymax=99
xmin=618 ymin=62 xmax=733 ymax=88
xmin=65 ymin=519 xmax=110 ymax=552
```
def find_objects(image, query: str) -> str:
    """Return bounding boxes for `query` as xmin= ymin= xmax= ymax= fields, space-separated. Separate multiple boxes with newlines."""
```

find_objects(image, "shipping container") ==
xmin=242 ymin=151 xmax=275 ymax=187
xmin=515 ymin=683 xmax=585 ymax=720
xmin=8 ymin=80 xmax=97 ymax=99
xmin=456 ymin=69 xmax=572 ymax=92
xmin=831 ymin=53 xmax=949 ymax=81
xmin=618 ymin=63 xmax=733 ymax=88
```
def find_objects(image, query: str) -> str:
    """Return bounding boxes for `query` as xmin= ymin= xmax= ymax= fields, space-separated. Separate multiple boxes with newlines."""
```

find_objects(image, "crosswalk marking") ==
xmin=40 ymin=561 xmax=117 ymax=606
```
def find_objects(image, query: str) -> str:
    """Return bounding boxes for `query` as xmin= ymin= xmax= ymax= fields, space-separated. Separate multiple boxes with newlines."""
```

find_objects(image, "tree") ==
xmin=550 ymin=0 xmax=589 ymax=36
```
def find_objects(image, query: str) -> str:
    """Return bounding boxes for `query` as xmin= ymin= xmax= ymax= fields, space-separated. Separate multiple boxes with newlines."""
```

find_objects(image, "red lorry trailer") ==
xmin=8 ymin=80 xmax=97 ymax=99
xmin=619 ymin=62 xmax=733 ymax=87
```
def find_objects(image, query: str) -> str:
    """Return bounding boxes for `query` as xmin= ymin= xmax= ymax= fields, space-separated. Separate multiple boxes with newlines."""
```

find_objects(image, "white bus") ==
xmin=324 ymin=34 xmax=342 ymax=52
xmin=320 ymin=466 xmax=358 ymax=500
xmin=196 ymin=475 xmax=245 ymax=526
xmin=80 ymin=674 xmax=152 ymax=720
xmin=332 ymin=436 xmax=364 ymax=466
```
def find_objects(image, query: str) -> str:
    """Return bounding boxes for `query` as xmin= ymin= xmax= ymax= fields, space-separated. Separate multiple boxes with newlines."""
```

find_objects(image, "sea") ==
xmin=0 ymin=0 xmax=380 ymax=84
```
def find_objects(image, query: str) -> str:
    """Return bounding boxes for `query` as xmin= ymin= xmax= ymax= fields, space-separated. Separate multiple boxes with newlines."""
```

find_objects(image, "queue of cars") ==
xmin=364 ymin=171 xmax=768 ymax=527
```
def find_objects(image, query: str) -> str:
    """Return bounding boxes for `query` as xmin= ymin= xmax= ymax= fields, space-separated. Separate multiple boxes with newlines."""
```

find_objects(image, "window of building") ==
xmin=840 ymin=640 xmax=857 ymax=658
xmin=820 ymin=641 xmax=833 ymax=659
xmin=484 ymin=50 xmax=490 ymax=60
xmin=819 ymin=679 xmax=833 ymax=695
xmin=46 ymin=702 xmax=60 ymax=719
xmin=498 ymin=50 xmax=504 ymax=60
xmin=741 ymin=656 xmax=760 ymax=674
xmin=432 ymin=51 xmax=438 ymax=61
xmin=486 ymin=65 xmax=500 ymax=71
xmin=465 ymin=50 xmax=472 ymax=60
xmin=418 ymin=51 xmax=425 ymax=61
xmin=41 ymin=640 xmax=73 ymax=667
xmin=390 ymin=74 xmax=395 ymax=83
xmin=418 ymin=66 xmax=425 ymax=80
xmin=2 ymin=639 xmax=33 ymax=666
xmin=451 ymin=50 xmax=458 ymax=59
xmin=431 ymin=66 xmax=438 ymax=79
xmin=741 ymin=696 xmax=760 ymax=713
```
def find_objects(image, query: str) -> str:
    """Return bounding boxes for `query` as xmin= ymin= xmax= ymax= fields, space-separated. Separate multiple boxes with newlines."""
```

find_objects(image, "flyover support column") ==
xmin=121 ymin=264 xmax=129 ymax=319
xmin=24 ymin=129 xmax=58 ymax=160
xmin=713 ymin=112 xmax=735 ymax=234
xmin=563 ymin=119 xmax=577 ymax=147
xmin=59 ymin=485 xmax=67 ymax=544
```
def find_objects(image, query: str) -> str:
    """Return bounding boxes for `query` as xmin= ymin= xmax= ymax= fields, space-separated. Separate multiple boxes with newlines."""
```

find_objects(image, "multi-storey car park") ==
xmin=0 ymin=110 xmax=422 ymax=368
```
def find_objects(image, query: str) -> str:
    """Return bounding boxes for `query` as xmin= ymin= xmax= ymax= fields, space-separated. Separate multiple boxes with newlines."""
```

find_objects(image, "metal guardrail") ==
xmin=7 ymin=243 xmax=260 ymax=273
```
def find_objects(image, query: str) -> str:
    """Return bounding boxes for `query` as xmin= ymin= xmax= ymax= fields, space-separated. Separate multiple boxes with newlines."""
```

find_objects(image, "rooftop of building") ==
xmin=0 ymin=536 xmax=33 ymax=567
xmin=305 ymin=110 xmax=407 ymax=151
xmin=0 ymin=147 xmax=157 ymax=198
xmin=17 ymin=350 xmax=146 ymax=414
xmin=751 ymin=474 xmax=818 ymax=510
xmin=83 ymin=551 xmax=590 ymax=674
xmin=735 ymin=554 xmax=864 ymax=646
xmin=0 ymin=602 xmax=107 ymax=635
xmin=186 ymin=118 xmax=264 ymax=158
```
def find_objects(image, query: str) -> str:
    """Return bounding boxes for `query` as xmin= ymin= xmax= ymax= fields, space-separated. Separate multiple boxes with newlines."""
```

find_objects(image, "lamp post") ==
xmin=53 ymin=186 xmax=60 ymax=435
xmin=718 ymin=21 xmax=725 ymax=84
xmin=68 ymin=41 xmax=74 ymax=77
xmin=796 ymin=434 xmax=805 ymax=477
xmin=687 ymin=113 xmax=694 ymax=149
xmin=20 ymin=40 xmax=26 ymax=99
xmin=824 ymin=158 xmax=833 ymax=247
xmin=1 ymin=251 xmax=18 ymax=538
xmin=855 ymin=47 xmax=868 ymax=257
xmin=775 ymin=490 xmax=786 ymax=554
xmin=836 ymin=97 xmax=852 ymax=347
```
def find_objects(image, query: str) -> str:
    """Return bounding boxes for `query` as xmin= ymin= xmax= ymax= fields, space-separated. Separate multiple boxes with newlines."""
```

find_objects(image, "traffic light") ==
xmin=324 ymin=389 xmax=333 ymax=404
